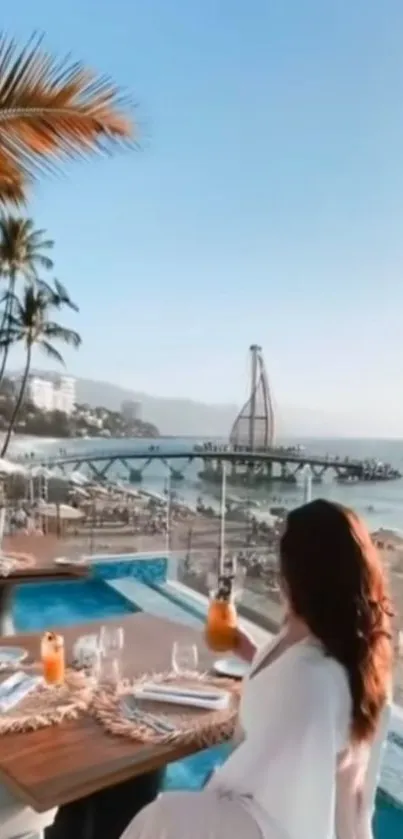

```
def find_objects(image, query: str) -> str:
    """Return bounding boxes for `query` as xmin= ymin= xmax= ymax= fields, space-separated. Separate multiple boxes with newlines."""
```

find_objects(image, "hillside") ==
xmin=74 ymin=378 xmax=237 ymax=437
xmin=0 ymin=380 xmax=159 ymax=439
xmin=12 ymin=372 xmax=365 ymax=439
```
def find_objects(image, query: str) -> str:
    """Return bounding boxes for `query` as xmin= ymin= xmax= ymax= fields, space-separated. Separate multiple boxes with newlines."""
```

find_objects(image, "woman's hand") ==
xmin=234 ymin=626 xmax=258 ymax=663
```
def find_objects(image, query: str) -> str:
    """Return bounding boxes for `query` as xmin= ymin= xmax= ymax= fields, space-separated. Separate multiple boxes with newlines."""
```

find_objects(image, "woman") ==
xmin=121 ymin=499 xmax=393 ymax=839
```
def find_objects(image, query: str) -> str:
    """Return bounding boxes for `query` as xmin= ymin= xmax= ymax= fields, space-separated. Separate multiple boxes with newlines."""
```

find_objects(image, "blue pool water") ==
xmin=375 ymin=794 xmax=403 ymax=839
xmin=9 ymin=557 xmax=403 ymax=836
xmin=13 ymin=579 xmax=136 ymax=631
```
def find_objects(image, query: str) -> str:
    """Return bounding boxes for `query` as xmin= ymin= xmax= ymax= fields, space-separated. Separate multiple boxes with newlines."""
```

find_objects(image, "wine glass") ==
xmin=99 ymin=626 xmax=124 ymax=685
xmin=171 ymin=641 xmax=199 ymax=675
xmin=73 ymin=634 xmax=100 ymax=677
xmin=99 ymin=625 xmax=124 ymax=657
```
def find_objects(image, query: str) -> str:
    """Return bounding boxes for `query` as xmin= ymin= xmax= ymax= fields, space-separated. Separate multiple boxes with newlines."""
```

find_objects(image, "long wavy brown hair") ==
xmin=279 ymin=499 xmax=393 ymax=743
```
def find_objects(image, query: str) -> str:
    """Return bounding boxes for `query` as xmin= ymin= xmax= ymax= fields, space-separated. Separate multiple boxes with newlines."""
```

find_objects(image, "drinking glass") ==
xmin=73 ymin=634 xmax=101 ymax=680
xmin=205 ymin=594 xmax=238 ymax=653
xmin=171 ymin=641 xmax=199 ymax=675
xmin=99 ymin=625 xmax=124 ymax=657
xmin=99 ymin=626 xmax=124 ymax=685
xmin=41 ymin=632 xmax=65 ymax=686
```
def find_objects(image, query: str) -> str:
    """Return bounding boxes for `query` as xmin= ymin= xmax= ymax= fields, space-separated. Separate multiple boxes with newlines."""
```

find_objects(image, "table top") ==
xmin=0 ymin=613 xmax=215 ymax=812
xmin=0 ymin=533 xmax=88 ymax=583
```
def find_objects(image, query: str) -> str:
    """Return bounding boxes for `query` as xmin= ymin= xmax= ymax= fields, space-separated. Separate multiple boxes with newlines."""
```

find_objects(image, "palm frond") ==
xmin=0 ymin=161 xmax=26 ymax=206
xmin=52 ymin=279 xmax=79 ymax=311
xmin=31 ymin=276 xmax=53 ymax=296
xmin=38 ymin=339 xmax=65 ymax=365
xmin=0 ymin=34 xmax=135 ymax=201
xmin=0 ymin=326 xmax=22 ymax=346
xmin=29 ymin=277 xmax=79 ymax=313
xmin=0 ymin=214 xmax=54 ymax=276
xmin=43 ymin=322 xmax=81 ymax=348
xmin=1 ymin=289 xmax=20 ymax=310
xmin=31 ymin=253 xmax=54 ymax=270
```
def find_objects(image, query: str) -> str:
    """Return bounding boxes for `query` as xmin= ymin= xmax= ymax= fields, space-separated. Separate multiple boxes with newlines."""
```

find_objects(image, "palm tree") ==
xmin=0 ymin=216 xmax=54 ymax=386
xmin=0 ymin=34 xmax=134 ymax=205
xmin=0 ymin=282 xmax=81 ymax=456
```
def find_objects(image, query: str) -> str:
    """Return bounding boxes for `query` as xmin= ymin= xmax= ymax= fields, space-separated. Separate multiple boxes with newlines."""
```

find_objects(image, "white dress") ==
xmin=121 ymin=633 xmax=390 ymax=839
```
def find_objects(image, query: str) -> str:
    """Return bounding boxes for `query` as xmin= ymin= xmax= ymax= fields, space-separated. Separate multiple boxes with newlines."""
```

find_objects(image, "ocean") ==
xmin=7 ymin=434 xmax=403 ymax=532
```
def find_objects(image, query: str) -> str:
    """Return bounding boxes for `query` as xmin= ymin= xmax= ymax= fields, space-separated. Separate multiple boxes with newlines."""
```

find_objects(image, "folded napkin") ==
xmin=0 ymin=671 xmax=42 ymax=713
xmin=133 ymin=683 xmax=230 ymax=711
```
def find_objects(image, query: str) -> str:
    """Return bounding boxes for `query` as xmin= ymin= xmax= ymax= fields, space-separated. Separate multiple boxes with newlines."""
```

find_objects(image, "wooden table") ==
xmin=0 ymin=613 xmax=215 ymax=814
xmin=0 ymin=534 xmax=89 ymax=634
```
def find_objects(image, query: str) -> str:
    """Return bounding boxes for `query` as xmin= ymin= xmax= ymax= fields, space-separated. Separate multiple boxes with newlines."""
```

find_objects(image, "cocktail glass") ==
xmin=205 ymin=579 xmax=238 ymax=653
xmin=41 ymin=632 xmax=65 ymax=685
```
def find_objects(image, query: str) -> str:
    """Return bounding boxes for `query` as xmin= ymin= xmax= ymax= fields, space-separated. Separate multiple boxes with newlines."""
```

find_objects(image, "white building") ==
xmin=121 ymin=400 xmax=142 ymax=421
xmin=27 ymin=376 xmax=76 ymax=415
xmin=53 ymin=376 xmax=76 ymax=415
xmin=27 ymin=377 xmax=54 ymax=412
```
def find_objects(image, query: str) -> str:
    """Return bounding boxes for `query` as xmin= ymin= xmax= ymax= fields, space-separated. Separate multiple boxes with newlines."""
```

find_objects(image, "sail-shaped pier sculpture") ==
xmin=198 ymin=344 xmax=278 ymax=486
xmin=229 ymin=344 xmax=275 ymax=451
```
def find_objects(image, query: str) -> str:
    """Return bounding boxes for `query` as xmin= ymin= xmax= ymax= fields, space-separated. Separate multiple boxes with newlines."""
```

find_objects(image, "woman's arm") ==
xmin=235 ymin=611 xmax=289 ymax=664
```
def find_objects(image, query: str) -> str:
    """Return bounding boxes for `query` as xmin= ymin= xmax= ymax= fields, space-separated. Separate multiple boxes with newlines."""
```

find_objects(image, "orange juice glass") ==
xmin=206 ymin=594 xmax=238 ymax=653
xmin=41 ymin=632 xmax=65 ymax=685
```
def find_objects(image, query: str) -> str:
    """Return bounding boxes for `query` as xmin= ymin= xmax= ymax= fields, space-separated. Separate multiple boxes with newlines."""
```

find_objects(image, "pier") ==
xmin=24 ymin=345 xmax=401 ymax=486
xmin=27 ymin=443 xmax=401 ymax=485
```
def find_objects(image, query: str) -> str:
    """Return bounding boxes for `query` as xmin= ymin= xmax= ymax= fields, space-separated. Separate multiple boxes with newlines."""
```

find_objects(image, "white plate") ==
xmin=0 ymin=647 xmax=27 ymax=665
xmin=212 ymin=657 xmax=249 ymax=679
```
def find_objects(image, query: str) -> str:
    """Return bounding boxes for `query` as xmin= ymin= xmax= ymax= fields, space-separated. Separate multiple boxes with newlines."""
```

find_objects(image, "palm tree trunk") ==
xmin=0 ymin=270 xmax=16 ymax=389
xmin=1 ymin=342 xmax=31 ymax=457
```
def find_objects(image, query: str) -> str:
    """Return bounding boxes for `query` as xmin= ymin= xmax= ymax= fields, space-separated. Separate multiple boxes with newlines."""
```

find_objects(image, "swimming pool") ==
xmin=13 ymin=578 xmax=137 ymax=631
xmin=9 ymin=554 xmax=403 ymax=837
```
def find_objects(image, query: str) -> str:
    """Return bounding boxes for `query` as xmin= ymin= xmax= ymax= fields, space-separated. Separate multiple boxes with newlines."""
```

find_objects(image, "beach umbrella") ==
xmin=0 ymin=458 xmax=27 ymax=475
xmin=68 ymin=471 xmax=89 ymax=486
xmin=29 ymin=465 xmax=55 ymax=479
xmin=38 ymin=501 xmax=84 ymax=520
xmin=68 ymin=486 xmax=89 ymax=498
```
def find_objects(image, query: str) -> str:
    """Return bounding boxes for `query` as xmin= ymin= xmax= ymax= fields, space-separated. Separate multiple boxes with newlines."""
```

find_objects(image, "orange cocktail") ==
xmin=41 ymin=631 xmax=65 ymax=685
xmin=206 ymin=573 xmax=237 ymax=653
xmin=206 ymin=597 xmax=237 ymax=652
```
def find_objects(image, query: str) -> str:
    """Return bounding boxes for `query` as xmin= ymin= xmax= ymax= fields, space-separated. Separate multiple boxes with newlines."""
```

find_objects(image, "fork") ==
xmin=121 ymin=697 xmax=176 ymax=735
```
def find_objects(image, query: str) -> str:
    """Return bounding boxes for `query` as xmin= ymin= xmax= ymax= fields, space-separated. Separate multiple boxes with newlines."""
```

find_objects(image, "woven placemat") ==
xmin=0 ymin=668 xmax=95 ymax=734
xmin=92 ymin=671 xmax=241 ymax=747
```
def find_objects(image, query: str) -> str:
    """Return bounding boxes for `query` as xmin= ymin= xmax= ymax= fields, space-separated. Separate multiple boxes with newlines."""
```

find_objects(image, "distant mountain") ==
xmin=75 ymin=378 xmax=237 ymax=437
xmin=14 ymin=372 xmax=362 ymax=439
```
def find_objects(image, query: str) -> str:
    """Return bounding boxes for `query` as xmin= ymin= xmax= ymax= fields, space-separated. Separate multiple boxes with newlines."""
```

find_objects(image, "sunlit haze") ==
xmin=4 ymin=1 xmax=403 ymax=436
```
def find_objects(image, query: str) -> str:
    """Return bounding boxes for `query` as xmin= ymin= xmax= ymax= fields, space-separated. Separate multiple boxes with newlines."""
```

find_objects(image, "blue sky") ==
xmin=3 ymin=1 xmax=403 ymax=434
